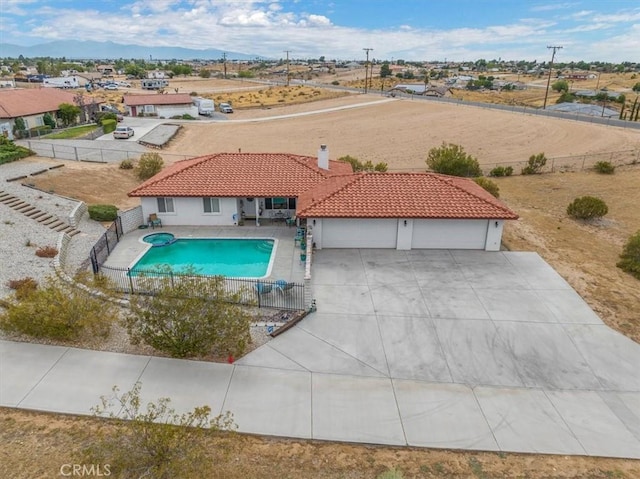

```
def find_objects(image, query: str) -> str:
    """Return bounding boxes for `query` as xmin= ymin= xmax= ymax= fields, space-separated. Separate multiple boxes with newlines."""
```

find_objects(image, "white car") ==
xmin=104 ymin=83 xmax=118 ymax=90
xmin=219 ymin=102 xmax=233 ymax=113
xmin=113 ymin=126 xmax=134 ymax=139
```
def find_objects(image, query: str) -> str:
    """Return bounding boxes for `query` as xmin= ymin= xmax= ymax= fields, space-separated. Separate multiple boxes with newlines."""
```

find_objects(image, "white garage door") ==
xmin=322 ymin=219 xmax=398 ymax=248
xmin=411 ymin=219 xmax=488 ymax=249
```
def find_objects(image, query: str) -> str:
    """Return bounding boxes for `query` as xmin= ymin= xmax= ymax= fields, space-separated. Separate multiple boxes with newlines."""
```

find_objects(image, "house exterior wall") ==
xmin=156 ymin=105 xmax=198 ymax=118
xmin=140 ymin=197 xmax=238 ymax=226
xmin=484 ymin=219 xmax=504 ymax=251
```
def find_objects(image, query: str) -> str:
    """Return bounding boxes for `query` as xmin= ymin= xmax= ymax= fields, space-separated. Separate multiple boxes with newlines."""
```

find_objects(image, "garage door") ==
xmin=322 ymin=219 xmax=398 ymax=248
xmin=411 ymin=219 xmax=488 ymax=249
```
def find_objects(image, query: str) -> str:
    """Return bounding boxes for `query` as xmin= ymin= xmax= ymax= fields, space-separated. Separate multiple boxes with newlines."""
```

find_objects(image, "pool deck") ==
xmin=104 ymin=224 xmax=307 ymax=283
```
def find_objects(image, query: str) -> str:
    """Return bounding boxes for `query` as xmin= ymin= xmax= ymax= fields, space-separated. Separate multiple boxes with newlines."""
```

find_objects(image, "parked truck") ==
xmin=193 ymin=97 xmax=215 ymax=116
xmin=141 ymin=79 xmax=169 ymax=90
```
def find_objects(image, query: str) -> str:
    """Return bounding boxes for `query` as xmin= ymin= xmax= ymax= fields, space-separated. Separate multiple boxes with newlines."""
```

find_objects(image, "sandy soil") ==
xmin=161 ymin=96 xmax=640 ymax=173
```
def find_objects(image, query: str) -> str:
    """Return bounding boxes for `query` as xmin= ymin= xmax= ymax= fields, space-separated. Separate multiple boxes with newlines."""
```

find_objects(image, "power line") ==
xmin=363 ymin=48 xmax=373 ymax=94
xmin=543 ymin=45 xmax=563 ymax=110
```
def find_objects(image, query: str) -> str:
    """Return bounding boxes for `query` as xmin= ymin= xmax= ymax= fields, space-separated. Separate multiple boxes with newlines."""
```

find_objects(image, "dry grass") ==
xmin=1 ymin=407 xmax=638 ymax=479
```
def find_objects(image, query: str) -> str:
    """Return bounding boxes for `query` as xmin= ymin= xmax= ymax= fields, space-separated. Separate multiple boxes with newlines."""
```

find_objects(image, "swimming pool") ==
xmin=131 ymin=237 xmax=276 ymax=278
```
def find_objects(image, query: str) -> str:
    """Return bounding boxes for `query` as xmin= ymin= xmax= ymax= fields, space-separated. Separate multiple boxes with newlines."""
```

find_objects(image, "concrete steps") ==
xmin=0 ymin=190 xmax=82 ymax=237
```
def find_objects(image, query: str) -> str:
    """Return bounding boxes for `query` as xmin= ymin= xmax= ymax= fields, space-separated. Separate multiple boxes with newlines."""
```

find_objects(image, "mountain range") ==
xmin=0 ymin=40 xmax=263 ymax=61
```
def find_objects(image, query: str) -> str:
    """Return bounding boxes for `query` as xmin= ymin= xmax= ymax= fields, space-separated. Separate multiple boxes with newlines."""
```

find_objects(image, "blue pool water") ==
xmin=131 ymin=238 xmax=275 ymax=278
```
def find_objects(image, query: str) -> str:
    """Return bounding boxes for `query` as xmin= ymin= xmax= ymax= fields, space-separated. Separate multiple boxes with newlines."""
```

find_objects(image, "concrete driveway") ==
xmin=2 ymin=250 xmax=639 ymax=458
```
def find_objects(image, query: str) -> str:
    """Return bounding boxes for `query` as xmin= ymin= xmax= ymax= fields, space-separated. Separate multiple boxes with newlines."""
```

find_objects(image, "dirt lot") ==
xmin=11 ymin=92 xmax=640 ymax=477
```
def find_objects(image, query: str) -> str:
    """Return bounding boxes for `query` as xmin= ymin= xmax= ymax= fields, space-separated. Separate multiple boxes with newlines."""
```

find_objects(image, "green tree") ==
xmin=632 ymin=82 xmax=640 ymax=93
xmin=42 ymin=112 xmax=56 ymax=129
xmin=0 ymin=277 xmax=115 ymax=340
xmin=556 ymin=92 xmax=576 ymax=104
xmin=617 ymin=231 xmax=640 ymax=279
xmin=136 ymin=152 xmax=164 ymax=180
xmin=473 ymin=177 xmax=500 ymax=197
xmin=426 ymin=143 xmax=482 ymax=177
xmin=521 ymin=153 xmax=547 ymax=175
xmin=380 ymin=62 xmax=392 ymax=78
xmin=124 ymin=270 xmax=253 ymax=358
xmin=88 ymin=382 xmax=235 ymax=479
xmin=338 ymin=155 xmax=388 ymax=172
xmin=12 ymin=117 xmax=26 ymax=136
xmin=57 ymin=102 xmax=81 ymax=127
xmin=551 ymin=80 xmax=569 ymax=92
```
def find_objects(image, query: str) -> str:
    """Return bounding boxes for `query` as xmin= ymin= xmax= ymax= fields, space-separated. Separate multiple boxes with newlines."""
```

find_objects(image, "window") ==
xmin=203 ymin=197 xmax=220 ymax=214
xmin=157 ymin=197 xmax=174 ymax=213
xmin=144 ymin=105 xmax=155 ymax=113
xmin=264 ymin=197 xmax=294 ymax=210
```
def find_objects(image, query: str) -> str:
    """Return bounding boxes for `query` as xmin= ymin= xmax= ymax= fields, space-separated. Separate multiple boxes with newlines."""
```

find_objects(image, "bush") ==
xmin=124 ymin=270 xmax=253 ymax=358
xmin=88 ymin=204 xmax=118 ymax=221
xmin=95 ymin=111 xmax=117 ymax=125
xmin=617 ymin=231 xmax=640 ymax=279
xmin=338 ymin=155 xmax=388 ymax=172
xmin=566 ymin=196 xmax=608 ymax=220
xmin=87 ymin=383 xmax=235 ymax=478
xmin=181 ymin=114 xmax=195 ymax=120
xmin=489 ymin=166 xmax=513 ymax=177
xmin=7 ymin=277 xmax=38 ymax=300
xmin=119 ymin=159 xmax=134 ymax=170
xmin=43 ymin=112 xmax=56 ymax=129
xmin=473 ymin=177 xmax=500 ymax=197
xmin=332 ymin=80 xmax=340 ymax=85
xmin=136 ymin=152 xmax=164 ymax=180
xmin=101 ymin=118 xmax=117 ymax=134
xmin=0 ymin=277 xmax=115 ymax=340
xmin=426 ymin=142 xmax=482 ymax=177
xmin=594 ymin=161 xmax=615 ymax=174
xmin=35 ymin=245 xmax=58 ymax=258
xmin=521 ymin=153 xmax=547 ymax=175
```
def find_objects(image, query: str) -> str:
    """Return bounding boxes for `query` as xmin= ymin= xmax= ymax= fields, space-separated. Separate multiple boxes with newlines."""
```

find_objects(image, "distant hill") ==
xmin=0 ymin=40 xmax=264 ymax=61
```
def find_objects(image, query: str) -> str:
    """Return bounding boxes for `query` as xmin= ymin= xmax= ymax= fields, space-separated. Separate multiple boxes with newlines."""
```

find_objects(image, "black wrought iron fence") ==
xmin=89 ymin=216 xmax=123 ymax=273
xmin=98 ymin=265 xmax=305 ymax=311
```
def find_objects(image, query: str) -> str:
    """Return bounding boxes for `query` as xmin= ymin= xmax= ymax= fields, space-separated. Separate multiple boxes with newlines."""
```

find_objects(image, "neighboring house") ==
xmin=147 ymin=70 xmax=168 ymax=79
xmin=123 ymin=93 xmax=196 ymax=118
xmin=128 ymin=148 xmax=518 ymax=251
xmin=0 ymin=88 xmax=101 ymax=139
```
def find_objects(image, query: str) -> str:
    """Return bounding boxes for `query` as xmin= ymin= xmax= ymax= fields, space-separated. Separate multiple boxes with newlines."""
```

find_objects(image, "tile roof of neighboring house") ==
xmin=296 ymin=172 xmax=519 ymax=220
xmin=128 ymin=153 xmax=354 ymax=198
xmin=0 ymin=88 xmax=87 ymax=119
xmin=123 ymin=93 xmax=194 ymax=106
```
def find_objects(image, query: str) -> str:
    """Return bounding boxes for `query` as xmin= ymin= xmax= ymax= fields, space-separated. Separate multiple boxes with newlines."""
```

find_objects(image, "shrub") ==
xmin=332 ymin=80 xmax=340 ymax=85
xmin=7 ymin=277 xmax=38 ymax=300
xmin=617 ymin=231 xmax=640 ymax=279
xmin=43 ymin=112 xmax=56 ymax=129
xmin=119 ymin=159 xmax=134 ymax=170
xmin=88 ymin=204 xmax=118 ymax=221
xmin=136 ymin=152 xmax=164 ymax=180
xmin=181 ymin=114 xmax=195 ymax=120
xmin=35 ymin=246 xmax=58 ymax=258
xmin=426 ymin=142 xmax=482 ymax=177
xmin=87 ymin=383 xmax=235 ymax=478
xmin=473 ymin=177 xmax=500 ymax=197
xmin=489 ymin=166 xmax=513 ymax=177
xmin=521 ymin=153 xmax=547 ymax=175
xmin=0 ymin=140 xmax=33 ymax=164
xmin=95 ymin=111 xmax=117 ymax=125
xmin=338 ymin=155 xmax=388 ymax=172
xmin=594 ymin=161 xmax=615 ymax=174
xmin=0 ymin=277 xmax=115 ymax=340
xmin=124 ymin=269 xmax=253 ymax=358
xmin=566 ymin=196 xmax=608 ymax=220
xmin=101 ymin=118 xmax=117 ymax=134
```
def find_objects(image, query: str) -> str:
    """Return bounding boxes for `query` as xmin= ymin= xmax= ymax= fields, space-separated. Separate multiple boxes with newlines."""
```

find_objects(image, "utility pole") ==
xmin=222 ymin=52 xmax=227 ymax=79
xmin=284 ymin=50 xmax=291 ymax=87
xmin=363 ymin=48 xmax=373 ymax=94
xmin=543 ymin=45 xmax=563 ymax=109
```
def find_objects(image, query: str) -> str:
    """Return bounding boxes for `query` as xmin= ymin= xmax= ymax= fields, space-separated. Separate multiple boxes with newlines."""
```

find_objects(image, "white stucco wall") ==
xmin=484 ymin=219 xmax=504 ymax=251
xmin=140 ymin=197 xmax=238 ymax=226
xmin=156 ymin=105 xmax=198 ymax=118
xmin=396 ymin=219 xmax=413 ymax=250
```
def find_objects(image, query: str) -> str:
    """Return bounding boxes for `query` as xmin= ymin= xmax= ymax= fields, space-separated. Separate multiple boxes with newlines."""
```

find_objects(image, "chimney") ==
xmin=317 ymin=144 xmax=329 ymax=170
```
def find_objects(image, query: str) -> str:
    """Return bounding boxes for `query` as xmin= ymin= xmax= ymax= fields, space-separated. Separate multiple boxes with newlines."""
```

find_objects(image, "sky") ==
xmin=1 ymin=0 xmax=639 ymax=62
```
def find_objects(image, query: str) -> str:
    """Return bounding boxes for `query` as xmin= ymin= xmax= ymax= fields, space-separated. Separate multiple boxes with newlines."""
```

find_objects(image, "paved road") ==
xmin=2 ymin=250 xmax=639 ymax=458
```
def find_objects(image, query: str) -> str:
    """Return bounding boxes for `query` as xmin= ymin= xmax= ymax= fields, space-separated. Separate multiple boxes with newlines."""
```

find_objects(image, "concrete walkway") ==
xmin=1 ymin=250 xmax=640 ymax=458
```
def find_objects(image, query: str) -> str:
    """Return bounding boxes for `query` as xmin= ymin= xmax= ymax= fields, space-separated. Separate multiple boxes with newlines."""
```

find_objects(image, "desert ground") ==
xmin=7 ymin=83 xmax=640 ymax=478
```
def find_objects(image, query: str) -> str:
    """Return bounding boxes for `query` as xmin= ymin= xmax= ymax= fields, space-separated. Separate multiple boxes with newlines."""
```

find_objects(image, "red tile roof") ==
xmin=0 ymin=88 xmax=93 ymax=119
xmin=124 ymin=93 xmax=194 ymax=106
xmin=296 ymin=172 xmax=519 ymax=220
xmin=128 ymin=153 xmax=353 ymax=198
